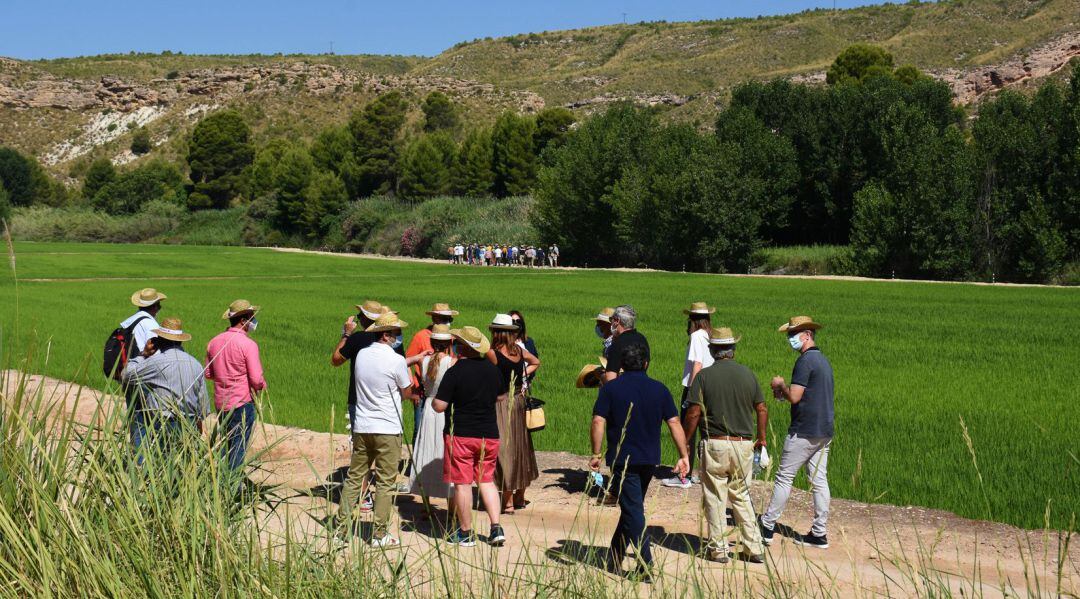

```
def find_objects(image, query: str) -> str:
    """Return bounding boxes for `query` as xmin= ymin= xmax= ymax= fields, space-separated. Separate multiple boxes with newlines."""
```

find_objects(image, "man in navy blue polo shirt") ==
xmin=590 ymin=342 xmax=689 ymax=582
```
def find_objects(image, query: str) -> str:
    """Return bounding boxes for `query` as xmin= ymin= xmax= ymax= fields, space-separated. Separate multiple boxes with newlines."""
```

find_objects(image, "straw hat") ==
xmin=222 ymin=299 xmax=260 ymax=320
xmin=425 ymin=303 xmax=459 ymax=317
xmin=707 ymin=327 xmax=741 ymax=345
xmin=594 ymin=307 xmax=615 ymax=323
xmin=354 ymin=300 xmax=384 ymax=321
xmin=152 ymin=317 xmax=191 ymax=342
xmin=489 ymin=313 xmax=519 ymax=331
xmin=683 ymin=301 xmax=716 ymax=316
xmin=430 ymin=324 xmax=453 ymax=341
xmin=131 ymin=288 xmax=166 ymax=307
xmin=379 ymin=305 xmax=398 ymax=316
xmin=451 ymin=326 xmax=491 ymax=355
xmin=575 ymin=363 xmax=605 ymax=389
xmin=365 ymin=312 xmax=409 ymax=333
xmin=778 ymin=316 xmax=822 ymax=333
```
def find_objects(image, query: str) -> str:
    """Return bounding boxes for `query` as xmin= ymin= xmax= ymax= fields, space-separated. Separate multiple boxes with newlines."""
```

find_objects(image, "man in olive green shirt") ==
xmin=683 ymin=327 xmax=768 ymax=563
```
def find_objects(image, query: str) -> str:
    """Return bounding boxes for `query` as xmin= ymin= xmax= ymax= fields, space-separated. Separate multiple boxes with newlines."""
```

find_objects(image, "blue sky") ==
xmin=1 ymin=1 xmax=889 ymax=59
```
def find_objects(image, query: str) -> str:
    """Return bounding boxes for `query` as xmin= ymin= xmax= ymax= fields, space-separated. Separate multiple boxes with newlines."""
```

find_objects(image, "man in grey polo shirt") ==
xmin=760 ymin=315 xmax=834 ymax=549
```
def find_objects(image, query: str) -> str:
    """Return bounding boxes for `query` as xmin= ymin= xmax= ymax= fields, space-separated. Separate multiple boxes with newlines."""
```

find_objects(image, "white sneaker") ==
xmin=395 ymin=481 xmax=410 ymax=493
xmin=690 ymin=476 xmax=701 ymax=485
xmin=370 ymin=534 xmax=400 ymax=548
xmin=660 ymin=476 xmax=692 ymax=489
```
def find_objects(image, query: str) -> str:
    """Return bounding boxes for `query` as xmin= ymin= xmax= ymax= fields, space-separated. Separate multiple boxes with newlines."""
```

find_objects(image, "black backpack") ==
xmin=103 ymin=315 xmax=149 ymax=380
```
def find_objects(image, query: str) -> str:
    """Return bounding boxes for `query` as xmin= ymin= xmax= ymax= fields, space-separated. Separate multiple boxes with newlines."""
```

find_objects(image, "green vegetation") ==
xmin=186 ymin=110 xmax=255 ymax=209
xmin=1 ymin=242 xmax=1077 ymax=531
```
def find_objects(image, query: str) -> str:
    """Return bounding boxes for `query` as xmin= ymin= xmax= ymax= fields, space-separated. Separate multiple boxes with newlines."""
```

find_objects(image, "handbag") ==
xmin=524 ymin=397 xmax=546 ymax=432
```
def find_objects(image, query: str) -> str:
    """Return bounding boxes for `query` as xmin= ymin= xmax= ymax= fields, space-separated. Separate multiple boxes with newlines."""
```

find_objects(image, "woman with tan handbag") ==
xmin=487 ymin=314 xmax=540 ymax=514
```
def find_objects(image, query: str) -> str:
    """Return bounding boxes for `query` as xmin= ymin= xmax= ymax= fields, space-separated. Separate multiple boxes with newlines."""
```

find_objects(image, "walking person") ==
xmin=205 ymin=300 xmax=266 ymax=473
xmin=409 ymin=324 xmax=456 ymax=501
xmin=681 ymin=327 xmax=768 ymax=563
xmin=120 ymin=288 xmax=167 ymax=449
xmin=337 ymin=312 xmax=420 ymax=547
xmin=760 ymin=316 xmax=834 ymax=549
xmin=601 ymin=305 xmax=649 ymax=384
xmin=551 ymin=244 xmax=560 ymax=267
xmin=590 ymin=343 xmax=690 ymax=582
xmin=432 ymin=326 xmax=507 ymax=547
xmin=487 ymin=314 xmax=540 ymax=513
xmin=662 ymin=302 xmax=715 ymax=489
xmin=122 ymin=317 xmax=210 ymax=459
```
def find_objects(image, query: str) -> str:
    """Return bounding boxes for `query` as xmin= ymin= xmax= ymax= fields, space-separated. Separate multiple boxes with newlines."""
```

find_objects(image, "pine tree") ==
xmin=452 ymin=129 xmax=495 ymax=197
xmin=421 ymin=91 xmax=459 ymax=132
xmin=348 ymin=92 xmax=408 ymax=197
xmin=186 ymin=110 xmax=254 ymax=209
xmin=491 ymin=112 xmax=537 ymax=197
xmin=272 ymin=147 xmax=314 ymax=232
xmin=82 ymin=157 xmax=117 ymax=200
xmin=399 ymin=134 xmax=453 ymax=199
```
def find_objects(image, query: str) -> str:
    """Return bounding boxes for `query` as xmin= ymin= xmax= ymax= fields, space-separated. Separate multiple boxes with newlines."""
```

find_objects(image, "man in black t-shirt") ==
xmin=601 ymin=305 xmax=650 ymax=384
xmin=433 ymin=326 xmax=508 ymax=547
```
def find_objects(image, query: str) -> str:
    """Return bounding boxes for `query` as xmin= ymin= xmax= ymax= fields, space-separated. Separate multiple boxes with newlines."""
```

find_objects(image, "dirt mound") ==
xmin=3 ymin=371 xmax=1076 ymax=595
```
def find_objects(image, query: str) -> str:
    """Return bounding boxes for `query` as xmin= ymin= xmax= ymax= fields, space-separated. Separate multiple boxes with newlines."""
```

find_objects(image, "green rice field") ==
xmin=0 ymin=241 xmax=1077 ymax=531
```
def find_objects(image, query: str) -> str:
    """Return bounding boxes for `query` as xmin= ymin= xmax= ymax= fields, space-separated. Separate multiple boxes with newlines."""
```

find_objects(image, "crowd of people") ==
xmin=447 ymin=243 xmax=560 ymax=267
xmin=113 ymin=288 xmax=835 ymax=582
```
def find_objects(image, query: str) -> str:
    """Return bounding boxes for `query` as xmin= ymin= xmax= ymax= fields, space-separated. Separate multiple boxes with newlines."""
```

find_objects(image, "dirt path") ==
xmin=4 ymin=371 xmax=1077 ymax=597
xmin=268 ymin=247 xmax=1078 ymax=290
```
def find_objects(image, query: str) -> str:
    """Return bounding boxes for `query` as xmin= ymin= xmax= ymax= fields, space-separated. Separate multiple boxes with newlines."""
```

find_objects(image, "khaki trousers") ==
xmin=339 ymin=433 xmax=402 ymax=538
xmin=700 ymin=439 xmax=764 ymax=555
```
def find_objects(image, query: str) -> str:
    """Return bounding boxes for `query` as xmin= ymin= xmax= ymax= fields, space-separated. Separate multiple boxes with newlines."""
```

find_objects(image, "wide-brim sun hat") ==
xmin=451 ymin=326 xmax=491 ymax=355
xmin=365 ymin=312 xmax=409 ymax=333
xmin=489 ymin=313 xmax=519 ymax=331
xmin=778 ymin=315 xmax=823 ymax=333
xmin=594 ymin=307 xmax=615 ymax=323
xmin=425 ymin=303 xmax=459 ymax=317
xmin=683 ymin=301 xmax=716 ymax=316
xmin=131 ymin=288 xmax=167 ymax=307
xmin=707 ymin=326 xmax=741 ymax=345
xmin=152 ymin=317 xmax=191 ymax=342
xmin=354 ymin=300 xmax=384 ymax=321
xmin=430 ymin=324 xmax=453 ymax=341
xmin=575 ymin=363 xmax=605 ymax=389
xmin=222 ymin=299 xmax=260 ymax=320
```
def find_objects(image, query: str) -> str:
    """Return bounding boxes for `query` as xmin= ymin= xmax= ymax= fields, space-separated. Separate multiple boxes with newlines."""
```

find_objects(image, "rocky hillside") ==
xmin=0 ymin=0 xmax=1078 ymax=176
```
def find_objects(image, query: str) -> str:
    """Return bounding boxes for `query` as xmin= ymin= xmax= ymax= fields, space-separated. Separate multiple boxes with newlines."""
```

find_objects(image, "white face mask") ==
xmin=248 ymin=318 xmax=259 ymax=332
xmin=788 ymin=333 xmax=804 ymax=352
xmin=391 ymin=334 xmax=403 ymax=349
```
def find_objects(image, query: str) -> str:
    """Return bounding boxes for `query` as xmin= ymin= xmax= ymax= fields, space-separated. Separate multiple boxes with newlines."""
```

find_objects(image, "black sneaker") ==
xmin=447 ymin=528 xmax=476 ymax=547
xmin=794 ymin=532 xmax=829 ymax=549
xmin=760 ymin=520 xmax=775 ymax=546
xmin=488 ymin=524 xmax=506 ymax=546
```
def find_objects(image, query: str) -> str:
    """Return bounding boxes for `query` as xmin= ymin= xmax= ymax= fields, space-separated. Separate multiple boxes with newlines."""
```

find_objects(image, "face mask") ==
xmin=248 ymin=318 xmax=259 ymax=332
xmin=391 ymin=334 xmax=403 ymax=349
xmin=594 ymin=324 xmax=607 ymax=339
xmin=788 ymin=333 xmax=804 ymax=352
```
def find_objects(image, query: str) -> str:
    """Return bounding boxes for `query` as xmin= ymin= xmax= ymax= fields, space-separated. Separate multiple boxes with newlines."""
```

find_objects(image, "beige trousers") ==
xmin=700 ymin=439 xmax=765 ymax=556
xmin=339 ymin=433 xmax=402 ymax=538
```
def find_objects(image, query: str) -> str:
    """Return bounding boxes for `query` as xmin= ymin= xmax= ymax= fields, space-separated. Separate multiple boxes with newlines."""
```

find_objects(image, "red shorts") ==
xmin=444 ymin=435 xmax=499 ymax=485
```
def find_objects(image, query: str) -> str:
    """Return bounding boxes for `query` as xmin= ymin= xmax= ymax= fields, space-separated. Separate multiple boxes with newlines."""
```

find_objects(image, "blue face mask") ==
xmin=391 ymin=334 xmax=403 ymax=349
xmin=788 ymin=333 xmax=804 ymax=352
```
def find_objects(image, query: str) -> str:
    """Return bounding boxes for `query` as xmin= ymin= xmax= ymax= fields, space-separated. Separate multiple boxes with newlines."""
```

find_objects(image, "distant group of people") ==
xmin=587 ymin=304 xmax=834 ymax=581
xmin=448 ymin=243 xmax=560 ymax=267
xmin=110 ymin=287 xmax=835 ymax=579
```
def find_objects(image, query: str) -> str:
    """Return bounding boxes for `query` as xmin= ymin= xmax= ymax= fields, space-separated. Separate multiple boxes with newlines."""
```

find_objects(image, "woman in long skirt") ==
xmin=487 ymin=313 xmax=540 ymax=514
xmin=410 ymin=325 xmax=456 ymax=500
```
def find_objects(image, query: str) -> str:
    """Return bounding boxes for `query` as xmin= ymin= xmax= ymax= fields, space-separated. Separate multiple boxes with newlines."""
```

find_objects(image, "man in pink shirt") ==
xmin=205 ymin=299 xmax=266 ymax=471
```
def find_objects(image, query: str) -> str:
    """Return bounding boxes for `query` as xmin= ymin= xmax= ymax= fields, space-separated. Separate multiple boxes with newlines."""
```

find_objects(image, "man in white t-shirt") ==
xmin=454 ymin=244 xmax=464 ymax=264
xmin=121 ymin=288 xmax=167 ymax=450
xmin=662 ymin=302 xmax=716 ymax=489
xmin=339 ymin=312 xmax=415 ymax=547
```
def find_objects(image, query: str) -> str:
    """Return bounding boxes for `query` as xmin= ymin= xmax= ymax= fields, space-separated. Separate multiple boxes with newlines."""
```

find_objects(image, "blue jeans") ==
xmin=130 ymin=410 xmax=193 ymax=465
xmin=609 ymin=464 xmax=656 ymax=567
xmin=219 ymin=402 xmax=256 ymax=470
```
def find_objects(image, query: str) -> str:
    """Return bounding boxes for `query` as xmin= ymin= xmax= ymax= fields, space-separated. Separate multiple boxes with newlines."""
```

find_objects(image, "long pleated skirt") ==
xmin=495 ymin=393 xmax=539 ymax=491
